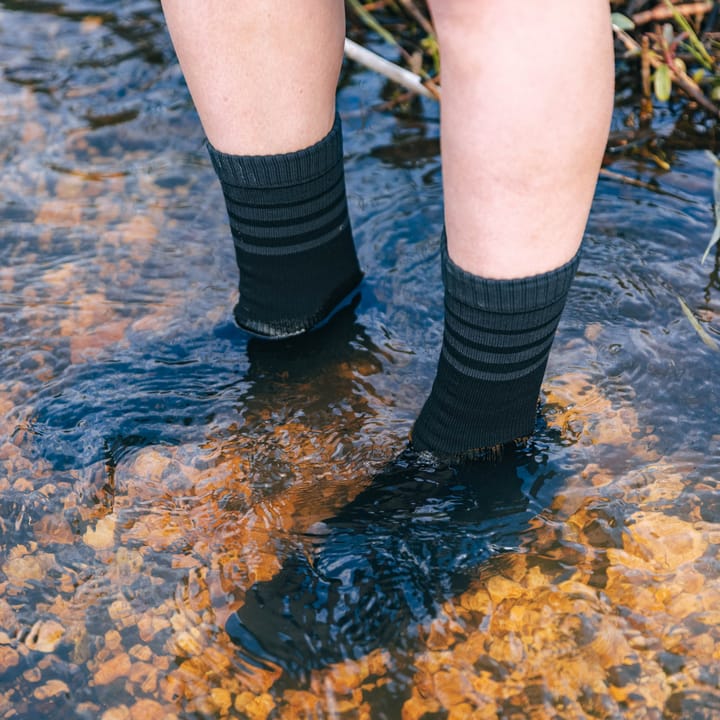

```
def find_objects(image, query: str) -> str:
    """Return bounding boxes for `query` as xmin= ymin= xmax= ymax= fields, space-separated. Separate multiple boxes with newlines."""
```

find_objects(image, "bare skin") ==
xmin=161 ymin=0 xmax=614 ymax=279
xmin=161 ymin=0 xmax=344 ymax=155
xmin=427 ymin=0 xmax=615 ymax=278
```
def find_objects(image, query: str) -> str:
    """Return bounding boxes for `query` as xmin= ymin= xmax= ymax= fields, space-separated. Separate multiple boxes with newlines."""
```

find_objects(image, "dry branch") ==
xmin=343 ymin=37 xmax=439 ymax=99
xmin=632 ymin=1 xmax=713 ymax=26
xmin=397 ymin=0 xmax=435 ymax=37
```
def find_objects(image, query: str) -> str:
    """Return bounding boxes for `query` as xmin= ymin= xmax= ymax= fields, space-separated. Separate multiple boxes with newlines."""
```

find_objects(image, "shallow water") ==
xmin=1 ymin=3 xmax=719 ymax=718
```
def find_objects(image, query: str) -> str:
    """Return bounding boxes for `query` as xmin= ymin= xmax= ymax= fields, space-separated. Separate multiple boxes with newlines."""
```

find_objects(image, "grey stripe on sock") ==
xmin=227 ymin=197 xmax=348 ymax=241
xmin=233 ymin=220 xmax=351 ymax=256
xmin=224 ymin=180 xmax=347 ymax=225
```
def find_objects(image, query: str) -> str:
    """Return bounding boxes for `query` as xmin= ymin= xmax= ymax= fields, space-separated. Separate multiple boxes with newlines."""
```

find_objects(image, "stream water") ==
xmin=1 ymin=3 xmax=719 ymax=719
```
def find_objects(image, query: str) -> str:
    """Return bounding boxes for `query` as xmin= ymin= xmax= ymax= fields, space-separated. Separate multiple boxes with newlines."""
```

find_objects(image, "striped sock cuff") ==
xmin=440 ymin=236 xmax=579 ymax=382
xmin=205 ymin=112 xmax=361 ymax=338
xmin=441 ymin=231 xmax=580 ymax=314
xmin=206 ymin=113 xmax=344 ymax=188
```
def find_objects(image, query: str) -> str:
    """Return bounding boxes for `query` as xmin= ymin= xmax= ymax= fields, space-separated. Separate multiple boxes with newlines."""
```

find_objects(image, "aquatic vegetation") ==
xmin=345 ymin=1 xmax=720 ymax=119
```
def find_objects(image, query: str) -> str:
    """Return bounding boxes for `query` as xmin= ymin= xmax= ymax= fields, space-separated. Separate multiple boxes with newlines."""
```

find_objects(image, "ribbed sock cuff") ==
xmin=441 ymin=230 xmax=580 ymax=313
xmin=206 ymin=114 xmax=344 ymax=187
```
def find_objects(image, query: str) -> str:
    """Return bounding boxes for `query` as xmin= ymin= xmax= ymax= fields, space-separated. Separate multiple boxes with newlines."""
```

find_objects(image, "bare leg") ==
xmin=161 ymin=0 xmax=361 ymax=338
xmin=161 ymin=0 xmax=346 ymax=155
xmin=428 ymin=0 xmax=614 ymax=278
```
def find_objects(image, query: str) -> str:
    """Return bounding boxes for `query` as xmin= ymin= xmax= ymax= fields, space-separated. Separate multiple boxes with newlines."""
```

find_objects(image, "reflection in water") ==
xmin=226 ymin=446 xmax=547 ymax=683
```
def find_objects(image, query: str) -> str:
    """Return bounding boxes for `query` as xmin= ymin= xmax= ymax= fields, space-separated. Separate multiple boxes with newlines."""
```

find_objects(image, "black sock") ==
xmin=411 ymin=233 xmax=580 ymax=460
xmin=207 ymin=114 xmax=362 ymax=339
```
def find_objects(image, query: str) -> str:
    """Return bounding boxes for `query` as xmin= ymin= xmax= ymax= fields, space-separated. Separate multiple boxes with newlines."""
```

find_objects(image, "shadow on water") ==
xmin=225 ymin=435 xmax=560 ymax=688
xmin=27 ymin=297 xmax=385 ymax=474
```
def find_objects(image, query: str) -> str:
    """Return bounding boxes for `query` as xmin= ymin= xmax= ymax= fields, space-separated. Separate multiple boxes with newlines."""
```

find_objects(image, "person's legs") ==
xmin=162 ymin=0 xmax=362 ymax=338
xmin=413 ymin=0 xmax=614 ymax=458
xmin=162 ymin=0 xmax=613 ymax=455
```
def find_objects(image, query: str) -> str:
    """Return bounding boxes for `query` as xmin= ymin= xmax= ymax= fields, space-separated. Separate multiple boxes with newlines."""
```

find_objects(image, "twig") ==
xmin=599 ymin=167 xmax=701 ymax=202
xmin=632 ymin=1 xmax=713 ymax=26
xmin=343 ymin=37 xmax=440 ymax=99
xmin=397 ymin=0 xmax=435 ymax=37
xmin=346 ymin=0 xmax=400 ymax=49
xmin=640 ymin=34 xmax=653 ymax=122
xmin=678 ymin=295 xmax=720 ymax=350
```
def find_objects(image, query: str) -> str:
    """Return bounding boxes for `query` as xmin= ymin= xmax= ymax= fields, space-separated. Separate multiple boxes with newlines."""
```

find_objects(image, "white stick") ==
xmin=343 ymin=37 xmax=438 ymax=100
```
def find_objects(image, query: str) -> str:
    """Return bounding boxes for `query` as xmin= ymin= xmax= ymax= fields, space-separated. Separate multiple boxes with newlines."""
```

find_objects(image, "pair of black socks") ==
xmin=208 ymin=115 xmax=579 ymax=461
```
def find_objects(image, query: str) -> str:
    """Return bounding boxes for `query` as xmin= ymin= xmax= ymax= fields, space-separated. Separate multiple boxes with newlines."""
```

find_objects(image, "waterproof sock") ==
xmin=411 ymin=233 xmax=580 ymax=460
xmin=207 ymin=114 xmax=362 ymax=339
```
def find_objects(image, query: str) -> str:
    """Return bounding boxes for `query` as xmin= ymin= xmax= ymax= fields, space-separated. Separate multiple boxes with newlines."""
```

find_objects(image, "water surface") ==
xmin=1 ymin=3 xmax=719 ymax=718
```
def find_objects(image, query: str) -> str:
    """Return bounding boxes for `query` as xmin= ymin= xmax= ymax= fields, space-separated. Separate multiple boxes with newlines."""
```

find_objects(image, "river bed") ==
xmin=1 ymin=3 xmax=719 ymax=718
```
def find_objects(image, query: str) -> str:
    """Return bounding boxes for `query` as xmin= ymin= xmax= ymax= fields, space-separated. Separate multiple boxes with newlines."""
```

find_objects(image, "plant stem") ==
xmin=343 ymin=38 xmax=439 ymax=99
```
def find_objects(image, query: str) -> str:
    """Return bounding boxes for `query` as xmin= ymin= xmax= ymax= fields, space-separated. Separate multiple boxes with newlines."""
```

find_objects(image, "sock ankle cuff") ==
xmin=206 ymin=113 xmax=344 ymax=188
xmin=441 ymin=230 xmax=580 ymax=313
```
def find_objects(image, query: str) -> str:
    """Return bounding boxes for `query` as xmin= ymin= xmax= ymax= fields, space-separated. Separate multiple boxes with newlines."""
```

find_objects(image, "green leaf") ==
xmin=610 ymin=12 xmax=635 ymax=31
xmin=654 ymin=63 xmax=672 ymax=102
